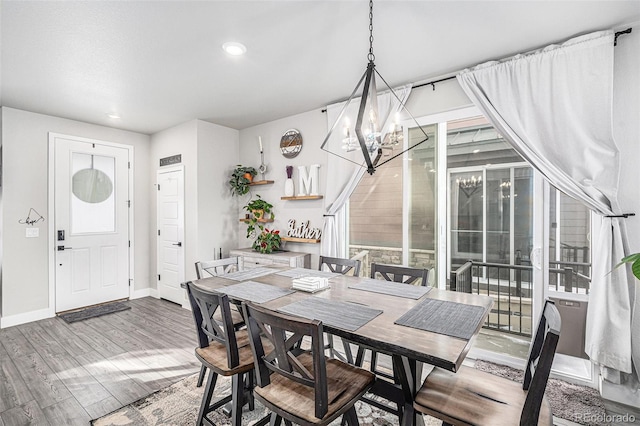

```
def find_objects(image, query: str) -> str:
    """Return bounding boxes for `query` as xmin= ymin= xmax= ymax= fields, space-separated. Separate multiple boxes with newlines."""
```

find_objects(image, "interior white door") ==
xmin=157 ymin=167 xmax=185 ymax=304
xmin=55 ymin=137 xmax=130 ymax=312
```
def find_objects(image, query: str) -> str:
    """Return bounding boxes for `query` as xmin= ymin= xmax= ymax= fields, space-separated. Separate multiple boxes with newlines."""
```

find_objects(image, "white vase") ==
xmin=284 ymin=178 xmax=294 ymax=197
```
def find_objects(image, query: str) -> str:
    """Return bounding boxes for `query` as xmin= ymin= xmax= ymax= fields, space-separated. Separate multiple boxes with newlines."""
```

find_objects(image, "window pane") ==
xmin=408 ymin=125 xmax=437 ymax=271
xmin=548 ymin=187 xmax=591 ymax=294
xmin=450 ymin=170 xmax=484 ymax=266
xmin=71 ymin=153 xmax=116 ymax=234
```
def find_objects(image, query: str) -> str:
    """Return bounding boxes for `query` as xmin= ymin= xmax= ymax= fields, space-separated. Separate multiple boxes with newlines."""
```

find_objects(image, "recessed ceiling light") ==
xmin=222 ymin=42 xmax=247 ymax=56
xmin=472 ymin=149 xmax=480 ymax=154
xmin=106 ymin=112 xmax=121 ymax=119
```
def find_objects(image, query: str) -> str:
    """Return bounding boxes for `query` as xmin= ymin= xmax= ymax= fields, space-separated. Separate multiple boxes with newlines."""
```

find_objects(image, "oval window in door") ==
xmin=72 ymin=168 xmax=113 ymax=203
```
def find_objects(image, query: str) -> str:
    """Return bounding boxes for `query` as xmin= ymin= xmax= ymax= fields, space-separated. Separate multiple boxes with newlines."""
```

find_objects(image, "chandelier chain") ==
xmin=368 ymin=0 xmax=375 ymax=62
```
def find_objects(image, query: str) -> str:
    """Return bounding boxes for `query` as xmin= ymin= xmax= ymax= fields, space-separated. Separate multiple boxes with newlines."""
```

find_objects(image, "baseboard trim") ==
xmin=0 ymin=307 xmax=55 ymax=329
xmin=131 ymin=288 xmax=159 ymax=299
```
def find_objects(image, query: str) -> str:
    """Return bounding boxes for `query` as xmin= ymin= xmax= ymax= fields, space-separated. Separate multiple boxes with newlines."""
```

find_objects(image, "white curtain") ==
xmin=321 ymin=85 xmax=411 ymax=258
xmin=457 ymin=31 xmax=637 ymax=378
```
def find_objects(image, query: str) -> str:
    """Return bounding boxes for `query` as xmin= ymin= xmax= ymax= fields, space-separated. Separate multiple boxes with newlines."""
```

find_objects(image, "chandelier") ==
xmin=457 ymin=175 xmax=483 ymax=198
xmin=321 ymin=0 xmax=429 ymax=175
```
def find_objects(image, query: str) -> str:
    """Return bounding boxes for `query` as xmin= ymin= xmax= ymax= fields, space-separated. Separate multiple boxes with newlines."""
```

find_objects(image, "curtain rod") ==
xmin=322 ymin=27 xmax=632 ymax=112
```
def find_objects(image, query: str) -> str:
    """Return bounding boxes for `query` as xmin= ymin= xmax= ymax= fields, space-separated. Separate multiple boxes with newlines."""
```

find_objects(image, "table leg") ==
xmin=392 ymin=355 xmax=425 ymax=426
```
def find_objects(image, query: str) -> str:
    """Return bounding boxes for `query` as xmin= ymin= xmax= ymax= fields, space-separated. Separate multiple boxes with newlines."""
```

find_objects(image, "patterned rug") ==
xmin=92 ymin=373 xmax=442 ymax=425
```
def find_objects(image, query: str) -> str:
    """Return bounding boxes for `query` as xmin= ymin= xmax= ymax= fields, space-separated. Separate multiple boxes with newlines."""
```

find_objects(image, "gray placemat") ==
xmin=348 ymin=278 xmax=432 ymax=300
xmin=278 ymin=297 xmax=383 ymax=331
xmin=394 ymin=298 xmax=487 ymax=340
xmin=276 ymin=268 xmax=340 ymax=279
xmin=218 ymin=281 xmax=294 ymax=303
xmin=224 ymin=267 xmax=276 ymax=281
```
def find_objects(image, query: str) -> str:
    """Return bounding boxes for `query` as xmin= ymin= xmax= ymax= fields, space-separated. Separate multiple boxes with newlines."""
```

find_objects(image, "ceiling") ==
xmin=2 ymin=1 xmax=639 ymax=135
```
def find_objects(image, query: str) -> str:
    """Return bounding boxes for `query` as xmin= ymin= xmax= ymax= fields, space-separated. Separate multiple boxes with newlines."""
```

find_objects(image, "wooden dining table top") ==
xmin=189 ymin=267 xmax=493 ymax=373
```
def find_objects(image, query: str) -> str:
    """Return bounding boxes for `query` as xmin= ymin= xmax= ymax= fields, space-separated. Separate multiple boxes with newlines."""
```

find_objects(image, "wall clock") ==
xmin=280 ymin=129 xmax=303 ymax=158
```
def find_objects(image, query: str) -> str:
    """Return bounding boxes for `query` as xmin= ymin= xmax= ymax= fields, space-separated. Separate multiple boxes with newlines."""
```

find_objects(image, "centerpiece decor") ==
xmin=229 ymin=165 xmax=257 ymax=196
xmin=252 ymin=228 xmax=281 ymax=254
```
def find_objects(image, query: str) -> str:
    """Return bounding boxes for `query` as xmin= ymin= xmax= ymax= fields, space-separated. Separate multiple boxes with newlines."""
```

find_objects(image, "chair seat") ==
xmin=414 ymin=366 xmax=553 ymax=426
xmin=196 ymin=329 xmax=269 ymax=376
xmin=255 ymin=352 xmax=375 ymax=424
xmin=214 ymin=307 xmax=244 ymax=328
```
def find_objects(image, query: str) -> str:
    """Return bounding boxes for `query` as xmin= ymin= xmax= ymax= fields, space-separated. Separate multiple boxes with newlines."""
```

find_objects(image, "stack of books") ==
xmin=292 ymin=276 xmax=329 ymax=292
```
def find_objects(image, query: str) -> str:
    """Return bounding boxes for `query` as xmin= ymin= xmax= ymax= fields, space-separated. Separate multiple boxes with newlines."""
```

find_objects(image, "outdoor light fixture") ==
xmin=321 ymin=0 xmax=429 ymax=175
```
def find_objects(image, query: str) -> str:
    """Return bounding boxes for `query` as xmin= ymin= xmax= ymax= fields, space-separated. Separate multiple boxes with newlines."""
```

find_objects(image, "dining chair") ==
xmin=242 ymin=301 xmax=375 ymax=426
xmin=318 ymin=255 xmax=361 ymax=276
xmin=195 ymin=257 xmax=240 ymax=279
xmin=186 ymin=282 xmax=269 ymax=426
xmin=355 ymin=263 xmax=430 ymax=421
xmin=413 ymin=299 xmax=561 ymax=426
xmin=194 ymin=257 xmax=245 ymax=387
xmin=318 ymin=256 xmax=362 ymax=363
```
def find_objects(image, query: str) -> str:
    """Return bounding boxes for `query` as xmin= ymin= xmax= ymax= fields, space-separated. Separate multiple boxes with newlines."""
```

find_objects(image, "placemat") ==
xmin=348 ymin=278 xmax=432 ymax=299
xmin=218 ymin=281 xmax=294 ymax=303
xmin=223 ymin=267 xmax=276 ymax=281
xmin=395 ymin=298 xmax=487 ymax=340
xmin=276 ymin=268 xmax=339 ymax=279
xmin=278 ymin=297 xmax=383 ymax=332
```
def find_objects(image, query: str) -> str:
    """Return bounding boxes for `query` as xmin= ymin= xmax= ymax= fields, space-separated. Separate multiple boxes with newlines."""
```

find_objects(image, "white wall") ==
xmin=196 ymin=120 xmax=240 ymax=264
xmin=0 ymin=107 xmax=150 ymax=321
xmin=149 ymin=119 xmax=239 ymax=286
xmin=238 ymin=110 xmax=328 ymax=268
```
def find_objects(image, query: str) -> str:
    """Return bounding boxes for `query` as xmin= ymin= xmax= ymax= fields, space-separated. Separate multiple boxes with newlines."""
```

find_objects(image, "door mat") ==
xmin=59 ymin=301 xmax=131 ymax=323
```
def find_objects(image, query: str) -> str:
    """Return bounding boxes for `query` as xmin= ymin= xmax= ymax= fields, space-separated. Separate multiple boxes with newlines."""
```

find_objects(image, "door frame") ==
xmin=47 ymin=133 xmax=134 ymax=315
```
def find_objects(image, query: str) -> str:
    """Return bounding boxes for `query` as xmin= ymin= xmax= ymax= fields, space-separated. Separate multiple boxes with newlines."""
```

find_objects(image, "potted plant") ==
xmin=229 ymin=165 xmax=258 ymax=196
xmin=252 ymin=228 xmax=282 ymax=254
xmin=244 ymin=195 xmax=274 ymax=221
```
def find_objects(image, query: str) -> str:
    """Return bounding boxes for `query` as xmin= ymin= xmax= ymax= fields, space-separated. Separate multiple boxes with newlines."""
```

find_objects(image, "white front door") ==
xmin=157 ymin=166 xmax=185 ymax=304
xmin=54 ymin=136 xmax=130 ymax=312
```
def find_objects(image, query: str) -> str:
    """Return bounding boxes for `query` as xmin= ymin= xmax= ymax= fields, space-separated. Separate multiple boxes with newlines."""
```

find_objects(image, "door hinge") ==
xmin=128 ymin=240 xmax=131 ymax=248
xmin=127 ymin=200 xmax=131 ymax=208
xmin=157 ymin=184 xmax=160 ymax=191
xmin=128 ymin=161 xmax=131 ymax=169
xmin=129 ymin=279 xmax=132 ymax=287
xmin=158 ymin=229 xmax=161 ymax=236
xmin=158 ymin=274 xmax=161 ymax=281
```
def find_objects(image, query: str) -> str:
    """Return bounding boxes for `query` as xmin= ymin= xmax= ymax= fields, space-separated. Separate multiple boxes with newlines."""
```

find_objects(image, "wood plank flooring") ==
xmin=0 ymin=297 xmax=200 ymax=425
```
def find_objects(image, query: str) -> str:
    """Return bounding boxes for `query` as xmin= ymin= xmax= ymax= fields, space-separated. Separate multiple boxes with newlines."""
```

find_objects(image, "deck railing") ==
xmin=451 ymin=261 xmax=534 ymax=336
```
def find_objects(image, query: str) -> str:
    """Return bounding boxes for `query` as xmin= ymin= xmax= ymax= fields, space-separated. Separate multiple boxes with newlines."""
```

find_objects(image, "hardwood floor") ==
xmin=0 ymin=297 xmax=200 ymax=425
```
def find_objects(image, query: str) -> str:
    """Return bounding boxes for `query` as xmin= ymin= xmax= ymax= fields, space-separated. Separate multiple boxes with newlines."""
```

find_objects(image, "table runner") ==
xmin=348 ymin=278 xmax=432 ymax=300
xmin=224 ymin=267 xmax=276 ymax=281
xmin=278 ymin=297 xmax=383 ymax=332
xmin=394 ymin=298 xmax=486 ymax=340
xmin=275 ymin=268 xmax=340 ymax=279
xmin=217 ymin=281 xmax=294 ymax=303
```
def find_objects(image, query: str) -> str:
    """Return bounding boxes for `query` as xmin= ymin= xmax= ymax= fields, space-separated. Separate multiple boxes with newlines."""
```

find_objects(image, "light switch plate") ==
xmin=26 ymin=227 xmax=39 ymax=238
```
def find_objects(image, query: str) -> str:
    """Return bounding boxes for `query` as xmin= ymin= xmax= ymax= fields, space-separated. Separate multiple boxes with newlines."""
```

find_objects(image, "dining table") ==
xmin=187 ymin=265 xmax=493 ymax=426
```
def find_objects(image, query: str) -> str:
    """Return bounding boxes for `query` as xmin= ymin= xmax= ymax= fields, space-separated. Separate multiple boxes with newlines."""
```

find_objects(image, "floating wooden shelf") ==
xmin=249 ymin=180 xmax=274 ymax=186
xmin=281 ymin=195 xmax=324 ymax=200
xmin=239 ymin=218 xmax=274 ymax=223
xmin=281 ymin=237 xmax=321 ymax=244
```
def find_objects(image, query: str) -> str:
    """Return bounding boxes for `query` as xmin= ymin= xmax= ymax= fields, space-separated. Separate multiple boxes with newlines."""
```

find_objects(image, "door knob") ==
xmin=57 ymin=246 xmax=73 ymax=251
xmin=172 ymin=242 xmax=182 ymax=247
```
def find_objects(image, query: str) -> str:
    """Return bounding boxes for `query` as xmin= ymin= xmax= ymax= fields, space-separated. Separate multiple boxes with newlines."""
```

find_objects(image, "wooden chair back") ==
xmin=242 ymin=301 xmax=329 ymax=420
xmin=319 ymin=255 xmax=361 ymax=277
xmin=520 ymin=299 xmax=561 ymax=424
xmin=186 ymin=282 xmax=240 ymax=370
xmin=195 ymin=257 xmax=240 ymax=279
xmin=450 ymin=261 xmax=473 ymax=293
xmin=371 ymin=263 xmax=429 ymax=286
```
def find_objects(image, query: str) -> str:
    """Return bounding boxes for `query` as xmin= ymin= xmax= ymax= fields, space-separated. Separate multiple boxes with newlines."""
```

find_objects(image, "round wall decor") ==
xmin=280 ymin=129 xmax=303 ymax=158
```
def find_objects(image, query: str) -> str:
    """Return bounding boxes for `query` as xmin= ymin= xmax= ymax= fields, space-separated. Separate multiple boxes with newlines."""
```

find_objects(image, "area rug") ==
xmin=475 ymin=360 xmax=606 ymax=426
xmin=92 ymin=373 xmax=442 ymax=426
xmin=59 ymin=301 xmax=131 ymax=323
